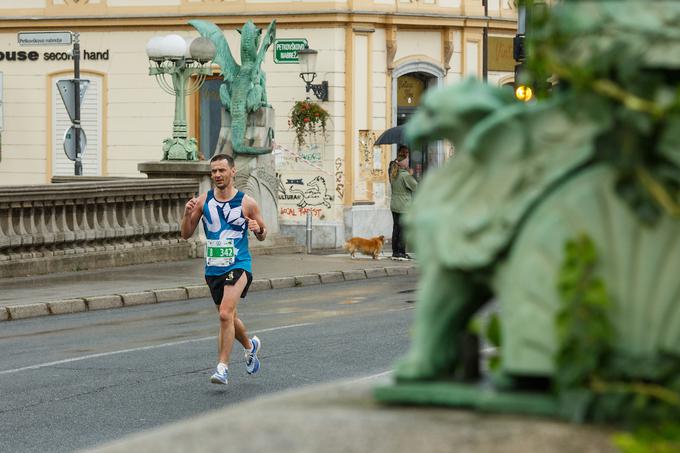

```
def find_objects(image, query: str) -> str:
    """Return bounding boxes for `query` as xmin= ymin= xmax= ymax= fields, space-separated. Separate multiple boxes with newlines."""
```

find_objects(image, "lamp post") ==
xmin=146 ymin=35 xmax=216 ymax=160
xmin=297 ymin=46 xmax=329 ymax=101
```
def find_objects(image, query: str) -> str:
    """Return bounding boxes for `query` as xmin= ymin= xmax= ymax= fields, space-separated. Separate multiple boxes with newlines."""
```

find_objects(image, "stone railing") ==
xmin=0 ymin=179 xmax=199 ymax=278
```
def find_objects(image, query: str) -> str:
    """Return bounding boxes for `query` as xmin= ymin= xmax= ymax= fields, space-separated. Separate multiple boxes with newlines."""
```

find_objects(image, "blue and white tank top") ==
xmin=202 ymin=190 xmax=252 ymax=276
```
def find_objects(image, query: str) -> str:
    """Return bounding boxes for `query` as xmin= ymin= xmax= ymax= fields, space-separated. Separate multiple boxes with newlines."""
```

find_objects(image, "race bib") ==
xmin=205 ymin=239 xmax=235 ymax=267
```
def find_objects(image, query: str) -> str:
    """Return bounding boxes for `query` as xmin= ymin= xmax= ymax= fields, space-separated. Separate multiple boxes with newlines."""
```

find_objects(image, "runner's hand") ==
xmin=184 ymin=197 xmax=198 ymax=216
xmin=245 ymin=216 xmax=261 ymax=234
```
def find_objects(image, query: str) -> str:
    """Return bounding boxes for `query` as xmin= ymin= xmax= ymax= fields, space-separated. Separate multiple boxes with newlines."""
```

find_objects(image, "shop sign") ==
xmin=0 ymin=49 xmax=109 ymax=62
xmin=488 ymin=36 xmax=515 ymax=72
xmin=274 ymin=39 xmax=308 ymax=64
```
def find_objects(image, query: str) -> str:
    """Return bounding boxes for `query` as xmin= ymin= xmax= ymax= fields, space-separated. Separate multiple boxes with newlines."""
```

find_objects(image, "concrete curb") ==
xmin=0 ymin=264 xmax=417 ymax=322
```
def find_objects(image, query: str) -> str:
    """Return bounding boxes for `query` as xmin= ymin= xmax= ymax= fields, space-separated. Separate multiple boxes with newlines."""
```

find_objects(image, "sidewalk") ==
xmin=0 ymin=251 xmax=417 ymax=321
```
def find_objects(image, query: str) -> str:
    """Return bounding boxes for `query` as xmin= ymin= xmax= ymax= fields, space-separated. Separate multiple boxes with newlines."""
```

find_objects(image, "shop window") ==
xmin=397 ymin=74 xmax=425 ymax=108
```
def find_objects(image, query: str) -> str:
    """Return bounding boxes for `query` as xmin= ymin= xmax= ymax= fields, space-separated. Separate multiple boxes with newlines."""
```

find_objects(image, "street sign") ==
xmin=63 ymin=126 xmax=87 ymax=161
xmin=56 ymin=79 xmax=89 ymax=123
xmin=273 ymin=39 xmax=308 ymax=64
xmin=18 ymin=31 xmax=72 ymax=46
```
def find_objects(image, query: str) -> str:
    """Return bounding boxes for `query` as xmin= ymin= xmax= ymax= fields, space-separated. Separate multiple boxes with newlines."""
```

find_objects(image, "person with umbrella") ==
xmin=389 ymin=145 xmax=418 ymax=260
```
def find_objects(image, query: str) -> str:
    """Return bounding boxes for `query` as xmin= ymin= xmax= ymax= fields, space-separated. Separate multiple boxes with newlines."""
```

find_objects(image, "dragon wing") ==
xmin=188 ymin=19 xmax=238 ymax=80
xmin=256 ymin=20 xmax=277 ymax=67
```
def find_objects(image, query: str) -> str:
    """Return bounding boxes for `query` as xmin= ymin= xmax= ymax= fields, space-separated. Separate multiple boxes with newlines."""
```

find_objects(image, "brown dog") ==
xmin=344 ymin=235 xmax=385 ymax=259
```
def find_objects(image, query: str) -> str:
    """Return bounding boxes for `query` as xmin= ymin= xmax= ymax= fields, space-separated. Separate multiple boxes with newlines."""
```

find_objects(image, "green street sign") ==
xmin=273 ymin=39 xmax=308 ymax=64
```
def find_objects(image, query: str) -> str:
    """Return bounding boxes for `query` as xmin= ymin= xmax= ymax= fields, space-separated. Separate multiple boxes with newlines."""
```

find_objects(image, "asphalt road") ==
xmin=0 ymin=276 xmax=417 ymax=453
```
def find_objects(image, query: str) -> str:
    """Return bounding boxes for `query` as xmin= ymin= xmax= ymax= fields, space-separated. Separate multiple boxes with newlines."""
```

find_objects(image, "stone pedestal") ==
xmin=138 ymin=161 xmax=211 ymax=195
xmin=233 ymin=154 xmax=280 ymax=236
xmin=215 ymin=107 xmax=274 ymax=156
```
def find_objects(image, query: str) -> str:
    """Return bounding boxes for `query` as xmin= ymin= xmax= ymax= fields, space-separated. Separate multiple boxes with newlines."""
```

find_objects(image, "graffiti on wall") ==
xmin=358 ymin=130 xmax=386 ymax=180
xmin=273 ymin=141 xmax=340 ymax=220
xmin=298 ymin=146 xmax=322 ymax=164
xmin=278 ymin=173 xmax=334 ymax=218
xmin=277 ymin=143 xmax=322 ymax=171
xmin=335 ymin=157 xmax=345 ymax=201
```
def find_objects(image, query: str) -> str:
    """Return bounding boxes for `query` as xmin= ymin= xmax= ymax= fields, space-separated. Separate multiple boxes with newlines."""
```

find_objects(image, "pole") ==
xmin=305 ymin=211 xmax=312 ymax=254
xmin=518 ymin=5 xmax=526 ymax=34
xmin=73 ymin=32 xmax=82 ymax=176
xmin=482 ymin=0 xmax=488 ymax=82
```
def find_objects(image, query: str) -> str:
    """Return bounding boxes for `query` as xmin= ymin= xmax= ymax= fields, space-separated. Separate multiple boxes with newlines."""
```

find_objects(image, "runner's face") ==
xmin=210 ymin=160 xmax=235 ymax=190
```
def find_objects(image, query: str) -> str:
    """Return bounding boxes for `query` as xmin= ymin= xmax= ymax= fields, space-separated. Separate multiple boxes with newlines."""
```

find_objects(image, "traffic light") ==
xmin=514 ymin=63 xmax=533 ymax=102
xmin=513 ymin=34 xmax=525 ymax=61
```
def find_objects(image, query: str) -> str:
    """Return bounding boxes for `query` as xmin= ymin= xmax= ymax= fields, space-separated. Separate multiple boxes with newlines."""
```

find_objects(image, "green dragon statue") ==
xmin=376 ymin=1 xmax=680 ymax=425
xmin=189 ymin=19 xmax=276 ymax=155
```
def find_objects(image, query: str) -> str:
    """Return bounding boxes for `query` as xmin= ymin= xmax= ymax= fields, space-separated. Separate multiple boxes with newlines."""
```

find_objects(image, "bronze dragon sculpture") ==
xmin=189 ymin=19 xmax=276 ymax=155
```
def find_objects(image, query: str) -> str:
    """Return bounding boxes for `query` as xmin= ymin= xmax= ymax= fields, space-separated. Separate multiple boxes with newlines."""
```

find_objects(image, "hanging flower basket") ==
xmin=289 ymin=100 xmax=330 ymax=148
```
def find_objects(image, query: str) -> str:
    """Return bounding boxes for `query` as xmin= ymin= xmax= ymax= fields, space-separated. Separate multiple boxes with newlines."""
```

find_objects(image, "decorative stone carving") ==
xmin=443 ymin=28 xmax=454 ymax=73
xmin=386 ymin=26 xmax=397 ymax=72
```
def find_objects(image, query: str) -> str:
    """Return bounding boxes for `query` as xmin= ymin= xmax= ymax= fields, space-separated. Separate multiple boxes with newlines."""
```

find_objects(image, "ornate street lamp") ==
xmin=146 ymin=35 xmax=216 ymax=160
xmin=297 ymin=46 xmax=329 ymax=102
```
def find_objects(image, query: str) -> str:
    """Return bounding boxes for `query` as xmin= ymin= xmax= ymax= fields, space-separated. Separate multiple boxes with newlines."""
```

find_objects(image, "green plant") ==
xmin=289 ymin=100 xmax=330 ymax=148
xmin=613 ymin=423 xmax=680 ymax=453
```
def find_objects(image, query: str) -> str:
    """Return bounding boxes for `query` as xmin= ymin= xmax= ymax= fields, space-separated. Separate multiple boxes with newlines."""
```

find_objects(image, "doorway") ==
xmin=392 ymin=61 xmax=446 ymax=180
xmin=395 ymin=71 xmax=438 ymax=180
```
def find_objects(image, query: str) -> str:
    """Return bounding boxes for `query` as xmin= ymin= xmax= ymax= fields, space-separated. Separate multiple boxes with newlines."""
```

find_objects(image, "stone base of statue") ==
xmin=215 ymin=106 xmax=274 ymax=157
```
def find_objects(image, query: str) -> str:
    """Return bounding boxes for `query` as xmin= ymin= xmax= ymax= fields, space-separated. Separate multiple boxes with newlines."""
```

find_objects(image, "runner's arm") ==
xmin=243 ymin=195 xmax=267 ymax=242
xmin=180 ymin=193 xmax=205 ymax=240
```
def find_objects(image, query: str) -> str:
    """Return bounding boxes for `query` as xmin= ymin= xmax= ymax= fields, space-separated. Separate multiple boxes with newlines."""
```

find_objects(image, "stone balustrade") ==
xmin=0 ymin=179 xmax=199 ymax=278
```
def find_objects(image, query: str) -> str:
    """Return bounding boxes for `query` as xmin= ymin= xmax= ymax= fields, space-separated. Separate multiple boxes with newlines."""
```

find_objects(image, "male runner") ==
xmin=180 ymin=153 xmax=267 ymax=385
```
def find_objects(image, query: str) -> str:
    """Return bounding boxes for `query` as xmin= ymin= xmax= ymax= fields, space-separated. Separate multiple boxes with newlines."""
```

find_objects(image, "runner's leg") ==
xmin=234 ymin=313 xmax=253 ymax=350
xmin=217 ymin=272 xmax=248 ymax=365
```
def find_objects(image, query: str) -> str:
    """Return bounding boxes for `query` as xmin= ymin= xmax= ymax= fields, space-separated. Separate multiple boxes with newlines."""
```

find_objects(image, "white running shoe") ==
xmin=245 ymin=336 xmax=261 ymax=375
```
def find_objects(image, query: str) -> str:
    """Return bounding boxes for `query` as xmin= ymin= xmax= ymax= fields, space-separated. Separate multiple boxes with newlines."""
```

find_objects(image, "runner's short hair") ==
xmin=210 ymin=153 xmax=235 ymax=167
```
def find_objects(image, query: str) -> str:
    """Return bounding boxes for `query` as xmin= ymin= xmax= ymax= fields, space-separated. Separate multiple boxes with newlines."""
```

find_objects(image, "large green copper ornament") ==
xmin=376 ymin=1 xmax=680 ymax=424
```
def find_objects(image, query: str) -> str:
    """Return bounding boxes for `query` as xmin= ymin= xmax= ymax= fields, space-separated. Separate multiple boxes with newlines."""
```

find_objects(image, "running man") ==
xmin=180 ymin=153 xmax=267 ymax=385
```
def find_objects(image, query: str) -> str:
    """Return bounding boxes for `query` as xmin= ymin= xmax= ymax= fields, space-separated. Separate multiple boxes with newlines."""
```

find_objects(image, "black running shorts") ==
xmin=205 ymin=269 xmax=253 ymax=305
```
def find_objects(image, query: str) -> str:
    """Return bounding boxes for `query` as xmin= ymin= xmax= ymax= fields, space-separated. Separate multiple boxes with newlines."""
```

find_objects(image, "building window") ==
xmin=198 ymin=78 xmax=222 ymax=159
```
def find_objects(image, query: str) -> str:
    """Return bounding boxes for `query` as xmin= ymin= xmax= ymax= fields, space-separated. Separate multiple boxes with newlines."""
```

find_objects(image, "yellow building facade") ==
xmin=0 ymin=0 xmax=517 ymax=247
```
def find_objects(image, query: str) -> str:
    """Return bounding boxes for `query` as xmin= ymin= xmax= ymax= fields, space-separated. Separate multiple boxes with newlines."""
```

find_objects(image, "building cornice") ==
xmin=0 ymin=11 xmax=516 ymax=31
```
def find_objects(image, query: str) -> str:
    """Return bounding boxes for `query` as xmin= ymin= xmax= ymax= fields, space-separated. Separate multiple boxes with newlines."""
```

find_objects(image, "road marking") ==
xmin=351 ymin=370 xmax=392 ymax=383
xmin=0 ymin=322 xmax=312 ymax=376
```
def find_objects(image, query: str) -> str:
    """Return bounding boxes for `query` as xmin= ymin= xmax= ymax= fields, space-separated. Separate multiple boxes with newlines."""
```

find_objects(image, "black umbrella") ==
xmin=374 ymin=125 xmax=405 ymax=145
